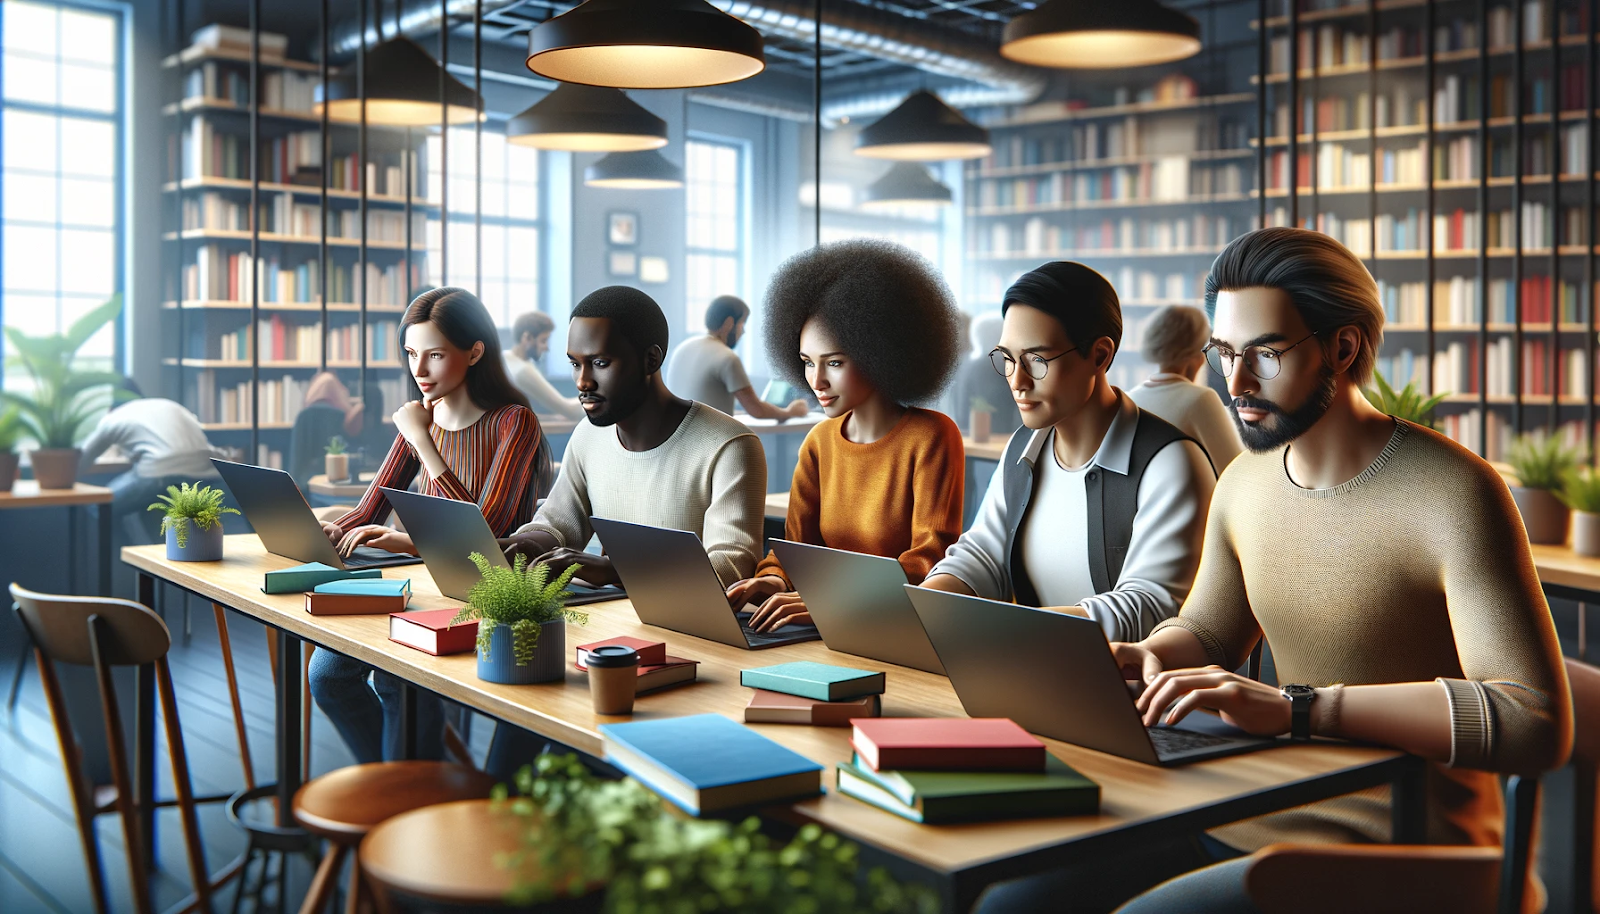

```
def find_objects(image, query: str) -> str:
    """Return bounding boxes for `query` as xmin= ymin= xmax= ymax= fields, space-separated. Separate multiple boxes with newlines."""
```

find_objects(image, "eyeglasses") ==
xmin=990 ymin=347 xmax=1079 ymax=380
xmin=1202 ymin=331 xmax=1321 ymax=381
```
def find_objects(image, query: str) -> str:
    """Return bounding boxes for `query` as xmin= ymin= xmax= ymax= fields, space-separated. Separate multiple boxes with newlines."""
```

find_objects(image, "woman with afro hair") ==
xmin=725 ymin=239 xmax=967 ymax=632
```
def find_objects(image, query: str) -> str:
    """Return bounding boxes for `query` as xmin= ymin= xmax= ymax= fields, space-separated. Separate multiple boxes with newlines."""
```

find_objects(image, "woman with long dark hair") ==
xmin=310 ymin=286 xmax=548 ymax=764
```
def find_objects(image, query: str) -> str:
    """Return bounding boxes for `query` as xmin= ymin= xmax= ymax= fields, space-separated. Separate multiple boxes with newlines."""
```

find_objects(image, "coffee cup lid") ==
xmin=586 ymin=644 xmax=640 ymax=668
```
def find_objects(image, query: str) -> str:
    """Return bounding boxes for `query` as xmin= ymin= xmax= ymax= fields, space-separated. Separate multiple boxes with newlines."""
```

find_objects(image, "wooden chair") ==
xmin=11 ymin=583 xmax=242 ymax=914
xmin=1563 ymin=657 xmax=1600 ymax=911
xmin=293 ymin=761 xmax=499 ymax=914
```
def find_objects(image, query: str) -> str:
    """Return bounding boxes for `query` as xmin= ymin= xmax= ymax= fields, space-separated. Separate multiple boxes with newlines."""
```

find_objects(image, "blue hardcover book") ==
xmin=599 ymin=714 xmax=823 ymax=816
xmin=312 ymin=578 xmax=411 ymax=597
xmin=261 ymin=562 xmax=382 ymax=594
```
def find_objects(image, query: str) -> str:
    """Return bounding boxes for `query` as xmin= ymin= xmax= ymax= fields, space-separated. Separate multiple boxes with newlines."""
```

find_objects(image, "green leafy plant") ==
xmin=452 ymin=552 xmax=587 ymax=665
xmin=497 ymin=753 xmax=939 ymax=914
xmin=1508 ymin=433 xmax=1581 ymax=491
xmin=147 ymin=482 xmax=240 ymax=548
xmin=1362 ymin=372 xmax=1447 ymax=426
xmin=0 ymin=407 xmax=26 ymax=454
xmin=1561 ymin=466 xmax=1600 ymax=513
xmin=0 ymin=295 xmax=131 ymax=448
xmin=324 ymin=435 xmax=347 ymax=455
xmin=970 ymin=395 xmax=995 ymax=414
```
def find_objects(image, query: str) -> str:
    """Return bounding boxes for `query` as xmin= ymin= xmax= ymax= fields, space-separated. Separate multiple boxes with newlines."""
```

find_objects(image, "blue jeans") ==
xmin=973 ymin=834 xmax=1245 ymax=914
xmin=307 ymin=649 xmax=443 ymax=763
xmin=1111 ymin=857 xmax=1259 ymax=914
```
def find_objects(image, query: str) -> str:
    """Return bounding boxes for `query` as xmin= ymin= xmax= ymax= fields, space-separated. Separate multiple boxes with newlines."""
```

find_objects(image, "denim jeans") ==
xmin=307 ymin=648 xmax=443 ymax=763
xmin=973 ymin=833 xmax=1245 ymax=914
xmin=1111 ymin=857 xmax=1260 ymax=914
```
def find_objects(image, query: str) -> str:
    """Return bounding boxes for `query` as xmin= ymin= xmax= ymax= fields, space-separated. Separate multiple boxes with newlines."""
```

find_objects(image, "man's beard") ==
xmin=582 ymin=384 xmax=648 ymax=428
xmin=726 ymin=327 xmax=742 ymax=349
xmin=1230 ymin=364 xmax=1338 ymax=453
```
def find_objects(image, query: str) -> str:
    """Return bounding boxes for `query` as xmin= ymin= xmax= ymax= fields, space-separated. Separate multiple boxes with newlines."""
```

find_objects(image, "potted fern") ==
xmin=1562 ymin=467 xmax=1600 ymax=557
xmin=1506 ymin=433 xmax=1580 ymax=545
xmin=453 ymin=552 xmax=587 ymax=685
xmin=0 ymin=295 xmax=129 ymax=489
xmin=148 ymin=482 xmax=240 ymax=561
xmin=324 ymin=435 xmax=350 ymax=483
xmin=0 ymin=406 xmax=25 ymax=492
xmin=970 ymin=395 xmax=995 ymax=444
xmin=1362 ymin=372 xmax=1447 ymax=427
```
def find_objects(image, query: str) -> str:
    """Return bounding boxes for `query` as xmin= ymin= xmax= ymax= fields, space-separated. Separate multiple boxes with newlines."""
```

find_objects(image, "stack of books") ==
xmin=304 ymin=579 xmax=411 ymax=616
xmin=836 ymin=719 xmax=1099 ymax=824
xmin=600 ymin=714 xmax=823 ymax=816
xmin=261 ymin=562 xmax=380 ymax=594
xmin=739 ymin=661 xmax=884 ymax=727
xmin=574 ymin=636 xmax=698 ymax=693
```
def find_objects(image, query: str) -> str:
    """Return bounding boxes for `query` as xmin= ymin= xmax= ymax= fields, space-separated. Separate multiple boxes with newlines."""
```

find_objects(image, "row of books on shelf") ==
xmin=187 ymin=371 xmax=405 ymax=426
xmin=1438 ymin=412 xmax=1587 ymax=462
xmin=182 ymin=191 xmax=423 ymax=242
xmin=1380 ymin=275 xmax=1589 ymax=325
xmin=975 ymin=123 xmax=1253 ymax=172
xmin=974 ymin=162 xmax=1246 ymax=208
xmin=984 ymin=74 xmax=1203 ymax=125
xmin=1270 ymin=4 xmax=1559 ymax=75
xmin=973 ymin=268 xmax=1204 ymax=307
xmin=976 ymin=215 xmax=1240 ymax=258
xmin=182 ymin=245 xmax=419 ymax=304
xmin=1279 ymin=90 xmax=1425 ymax=137
xmin=1268 ymin=128 xmax=1587 ymax=189
xmin=178 ymin=117 xmax=412 ymax=195
xmin=184 ymin=62 xmax=317 ymax=113
xmin=1286 ymin=203 xmax=1581 ymax=256
xmin=206 ymin=319 xmax=399 ymax=363
xmin=1433 ymin=338 xmax=1594 ymax=397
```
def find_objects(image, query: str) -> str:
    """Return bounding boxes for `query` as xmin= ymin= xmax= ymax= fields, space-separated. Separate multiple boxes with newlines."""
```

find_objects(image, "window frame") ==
xmin=684 ymin=133 xmax=749 ymax=335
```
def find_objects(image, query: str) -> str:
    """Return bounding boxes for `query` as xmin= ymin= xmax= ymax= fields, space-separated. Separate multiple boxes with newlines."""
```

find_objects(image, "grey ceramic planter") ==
xmin=1511 ymin=486 xmax=1569 ymax=545
xmin=477 ymin=619 xmax=566 ymax=685
xmin=167 ymin=522 xmax=224 ymax=561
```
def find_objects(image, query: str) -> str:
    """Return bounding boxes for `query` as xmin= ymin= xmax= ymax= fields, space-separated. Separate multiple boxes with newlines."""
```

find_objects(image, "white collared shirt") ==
xmin=928 ymin=392 xmax=1216 ymax=642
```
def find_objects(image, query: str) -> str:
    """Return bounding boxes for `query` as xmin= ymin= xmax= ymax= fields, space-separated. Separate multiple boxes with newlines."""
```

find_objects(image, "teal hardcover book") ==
xmin=835 ymin=752 xmax=1099 ymax=824
xmin=312 ymin=578 xmax=411 ymax=597
xmin=600 ymin=714 xmax=823 ymax=816
xmin=739 ymin=661 xmax=886 ymax=702
xmin=261 ymin=562 xmax=382 ymax=594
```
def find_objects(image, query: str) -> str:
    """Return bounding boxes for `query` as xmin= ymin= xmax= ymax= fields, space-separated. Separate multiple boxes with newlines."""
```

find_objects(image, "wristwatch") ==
xmin=1280 ymin=684 xmax=1316 ymax=741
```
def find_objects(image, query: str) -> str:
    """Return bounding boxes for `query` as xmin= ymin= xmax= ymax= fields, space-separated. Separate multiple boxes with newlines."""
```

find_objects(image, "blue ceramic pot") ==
xmin=477 ymin=619 xmax=566 ymax=685
xmin=166 ymin=521 xmax=223 ymax=561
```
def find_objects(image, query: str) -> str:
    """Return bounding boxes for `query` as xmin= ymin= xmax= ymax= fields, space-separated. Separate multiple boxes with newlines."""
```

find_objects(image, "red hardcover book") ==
xmin=851 ymin=719 xmax=1046 ymax=773
xmin=574 ymin=636 xmax=666 ymax=669
xmin=389 ymin=608 xmax=477 ymax=656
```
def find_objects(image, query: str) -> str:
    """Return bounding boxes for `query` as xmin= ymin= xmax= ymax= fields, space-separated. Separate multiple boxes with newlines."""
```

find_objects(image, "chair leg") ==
xmin=344 ymin=860 xmax=368 ymax=914
xmin=303 ymin=645 xmax=313 ymax=777
xmin=299 ymin=843 xmax=347 ymax=914
xmin=213 ymin=604 xmax=257 ymax=791
xmin=156 ymin=658 xmax=212 ymax=911
xmin=31 ymin=648 xmax=112 ymax=914
xmin=230 ymin=845 xmax=258 ymax=914
xmin=88 ymin=620 xmax=155 ymax=914
xmin=6 ymin=646 xmax=27 ymax=715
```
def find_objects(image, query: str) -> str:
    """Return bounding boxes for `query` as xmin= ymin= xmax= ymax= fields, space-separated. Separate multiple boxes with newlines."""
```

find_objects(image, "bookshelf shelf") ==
xmin=164 ymin=359 xmax=403 ymax=370
xmin=970 ymin=148 xmax=1255 ymax=179
xmin=968 ymin=193 xmax=1252 ymax=217
xmin=163 ymin=177 xmax=431 ymax=208
xmin=983 ymin=93 xmax=1257 ymax=130
xmin=162 ymin=97 xmax=321 ymax=123
xmin=162 ymin=300 xmax=407 ymax=313
xmin=972 ymin=247 xmax=1228 ymax=261
xmin=164 ymin=229 xmax=424 ymax=250
xmin=161 ymin=45 xmax=321 ymax=73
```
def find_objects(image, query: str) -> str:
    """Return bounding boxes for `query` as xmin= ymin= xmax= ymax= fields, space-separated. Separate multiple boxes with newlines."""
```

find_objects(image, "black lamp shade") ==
xmin=1001 ymin=0 xmax=1202 ymax=69
xmin=861 ymin=163 xmax=953 ymax=210
xmin=584 ymin=149 xmax=685 ymax=189
xmin=314 ymin=36 xmax=481 ymax=125
xmin=507 ymin=83 xmax=668 ymax=152
xmin=527 ymin=0 xmax=766 ymax=89
xmin=855 ymin=90 xmax=992 ymax=161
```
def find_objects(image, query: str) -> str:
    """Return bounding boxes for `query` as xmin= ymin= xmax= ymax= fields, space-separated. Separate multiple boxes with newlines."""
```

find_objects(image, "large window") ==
xmin=2 ymin=0 xmax=125 ymax=392
xmin=685 ymin=139 xmax=745 ymax=331
xmin=425 ymin=126 xmax=540 ymax=330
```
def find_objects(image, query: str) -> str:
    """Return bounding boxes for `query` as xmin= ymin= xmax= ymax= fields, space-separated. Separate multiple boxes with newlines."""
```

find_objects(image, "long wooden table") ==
xmin=123 ymin=536 xmax=1421 ymax=910
xmin=3 ymin=480 xmax=114 ymax=596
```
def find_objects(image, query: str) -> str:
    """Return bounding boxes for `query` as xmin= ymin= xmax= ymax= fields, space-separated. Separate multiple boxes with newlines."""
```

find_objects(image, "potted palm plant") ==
xmin=453 ymin=553 xmax=587 ymax=685
xmin=0 ymin=295 xmax=129 ymax=489
xmin=970 ymin=396 xmax=995 ymax=444
xmin=1506 ymin=433 xmax=1580 ymax=545
xmin=1362 ymin=372 xmax=1447 ymax=427
xmin=324 ymin=435 xmax=350 ymax=483
xmin=0 ymin=406 xmax=25 ymax=492
xmin=148 ymin=482 xmax=240 ymax=561
xmin=1562 ymin=467 xmax=1600 ymax=557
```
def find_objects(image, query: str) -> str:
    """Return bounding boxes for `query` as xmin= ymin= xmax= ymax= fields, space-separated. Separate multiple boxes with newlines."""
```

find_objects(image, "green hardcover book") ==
xmin=739 ymin=661 xmax=886 ymax=702
xmin=262 ymin=562 xmax=382 ymax=594
xmin=835 ymin=753 xmax=1099 ymax=824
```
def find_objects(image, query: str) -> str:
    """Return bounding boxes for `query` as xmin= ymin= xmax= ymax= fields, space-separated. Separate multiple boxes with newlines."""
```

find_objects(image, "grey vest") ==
xmin=998 ymin=409 xmax=1211 ymax=606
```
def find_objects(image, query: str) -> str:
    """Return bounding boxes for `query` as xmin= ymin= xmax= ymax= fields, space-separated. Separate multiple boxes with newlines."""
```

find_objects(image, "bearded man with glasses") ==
xmin=922 ymin=261 xmax=1218 ymax=646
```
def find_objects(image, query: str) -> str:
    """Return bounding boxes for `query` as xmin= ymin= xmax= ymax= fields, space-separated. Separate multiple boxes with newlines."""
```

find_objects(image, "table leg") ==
xmin=135 ymin=659 xmax=156 ymax=872
xmin=1391 ymin=755 xmax=1427 ymax=843
xmin=138 ymin=571 xmax=154 ymax=614
xmin=274 ymin=630 xmax=303 ymax=828
xmin=98 ymin=503 xmax=111 ymax=597
xmin=67 ymin=507 xmax=79 ymax=595
xmin=399 ymin=682 xmax=419 ymax=760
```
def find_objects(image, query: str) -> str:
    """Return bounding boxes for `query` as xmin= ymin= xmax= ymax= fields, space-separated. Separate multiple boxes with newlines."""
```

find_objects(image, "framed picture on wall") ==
xmin=608 ymin=211 xmax=638 ymax=246
xmin=639 ymin=256 xmax=669 ymax=284
xmin=608 ymin=250 xmax=638 ymax=277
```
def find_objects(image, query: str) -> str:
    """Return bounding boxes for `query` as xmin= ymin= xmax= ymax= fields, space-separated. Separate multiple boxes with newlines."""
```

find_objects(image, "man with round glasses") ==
xmin=921 ymin=261 xmax=1217 ymax=646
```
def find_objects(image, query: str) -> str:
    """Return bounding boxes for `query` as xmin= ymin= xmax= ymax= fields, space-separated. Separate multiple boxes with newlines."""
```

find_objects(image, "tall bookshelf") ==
xmin=160 ymin=18 xmax=427 ymax=467
xmin=964 ymin=0 xmax=1262 ymax=390
xmin=1254 ymin=0 xmax=1598 ymax=460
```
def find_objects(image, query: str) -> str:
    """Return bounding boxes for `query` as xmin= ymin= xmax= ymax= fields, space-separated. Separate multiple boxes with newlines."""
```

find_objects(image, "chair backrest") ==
xmin=1566 ymin=657 xmax=1600 ymax=768
xmin=11 ymin=583 xmax=170 ymax=667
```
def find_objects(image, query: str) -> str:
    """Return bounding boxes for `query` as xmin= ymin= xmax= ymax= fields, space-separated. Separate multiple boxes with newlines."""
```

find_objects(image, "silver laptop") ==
xmin=380 ymin=487 xmax=625 ymax=605
xmin=769 ymin=540 xmax=943 ymax=674
xmin=903 ymin=587 xmax=1279 ymax=766
xmin=589 ymin=517 xmax=820 ymax=649
xmin=211 ymin=459 xmax=421 ymax=570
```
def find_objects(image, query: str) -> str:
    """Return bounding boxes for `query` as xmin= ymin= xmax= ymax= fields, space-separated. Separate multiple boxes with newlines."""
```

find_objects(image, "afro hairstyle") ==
xmin=570 ymin=285 xmax=670 ymax=360
xmin=761 ymin=239 xmax=963 ymax=407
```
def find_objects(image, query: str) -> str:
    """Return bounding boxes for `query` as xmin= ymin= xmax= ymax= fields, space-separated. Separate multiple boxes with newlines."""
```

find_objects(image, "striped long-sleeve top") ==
xmin=334 ymin=403 xmax=543 ymax=537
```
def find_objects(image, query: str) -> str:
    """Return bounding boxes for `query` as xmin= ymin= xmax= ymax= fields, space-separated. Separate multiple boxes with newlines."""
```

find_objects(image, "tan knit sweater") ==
xmin=1154 ymin=419 xmax=1572 ymax=850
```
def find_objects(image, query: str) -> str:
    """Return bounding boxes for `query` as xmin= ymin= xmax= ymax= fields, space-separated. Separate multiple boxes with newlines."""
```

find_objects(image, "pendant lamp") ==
xmin=855 ymin=90 xmax=992 ymax=161
xmin=585 ymin=149 xmax=685 ymax=189
xmin=861 ymin=163 xmax=953 ymax=211
xmin=1000 ymin=0 xmax=1201 ymax=69
xmin=507 ymin=83 xmax=668 ymax=152
xmin=315 ymin=36 xmax=481 ymax=125
xmin=526 ymin=0 xmax=766 ymax=90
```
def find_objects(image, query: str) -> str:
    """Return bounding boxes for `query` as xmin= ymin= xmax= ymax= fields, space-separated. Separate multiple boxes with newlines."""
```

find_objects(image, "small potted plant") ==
xmin=324 ymin=435 xmax=350 ymax=483
xmin=0 ymin=406 xmax=24 ymax=492
xmin=1363 ymin=372 xmax=1447 ymax=427
xmin=970 ymin=395 xmax=995 ymax=444
xmin=148 ymin=482 xmax=240 ymax=561
xmin=453 ymin=552 xmax=587 ymax=685
xmin=1562 ymin=466 xmax=1600 ymax=557
xmin=1507 ymin=433 xmax=1580 ymax=545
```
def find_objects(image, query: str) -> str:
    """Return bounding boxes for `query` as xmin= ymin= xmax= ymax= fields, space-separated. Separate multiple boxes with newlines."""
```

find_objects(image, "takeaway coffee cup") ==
xmin=587 ymin=645 xmax=640 ymax=715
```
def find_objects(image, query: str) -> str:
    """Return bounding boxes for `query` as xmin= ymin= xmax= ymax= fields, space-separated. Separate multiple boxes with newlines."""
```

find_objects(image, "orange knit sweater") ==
xmin=755 ymin=407 xmax=965 ymax=587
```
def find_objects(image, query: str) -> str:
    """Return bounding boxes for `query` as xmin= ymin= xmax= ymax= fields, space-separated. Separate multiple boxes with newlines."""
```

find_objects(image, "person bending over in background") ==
xmin=1127 ymin=305 xmax=1243 ymax=472
xmin=665 ymin=294 xmax=809 ymax=421
xmin=725 ymin=240 xmax=966 ymax=632
xmin=309 ymin=287 xmax=547 ymax=764
xmin=921 ymin=262 xmax=1217 ymax=644
xmin=506 ymin=310 xmax=584 ymax=421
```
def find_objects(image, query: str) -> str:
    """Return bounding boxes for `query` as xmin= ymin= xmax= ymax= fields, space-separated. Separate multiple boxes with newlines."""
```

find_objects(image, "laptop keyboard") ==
xmin=737 ymin=613 xmax=820 ymax=646
xmin=342 ymin=547 xmax=423 ymax=569
xmin=1147 ymin=726 xmax=1241 ymax=761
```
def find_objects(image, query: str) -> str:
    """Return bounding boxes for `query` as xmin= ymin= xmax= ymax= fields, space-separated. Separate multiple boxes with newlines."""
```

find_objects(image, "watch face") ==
xmin=1281 ymin=684 xmax=1316 ymax=699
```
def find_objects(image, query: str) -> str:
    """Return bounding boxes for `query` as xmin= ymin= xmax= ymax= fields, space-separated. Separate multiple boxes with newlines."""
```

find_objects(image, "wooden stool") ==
xmin=359 ymin=799 xmax=600 ymax=913
xmin=293 ymin=762 xmax=499 ymax=914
